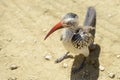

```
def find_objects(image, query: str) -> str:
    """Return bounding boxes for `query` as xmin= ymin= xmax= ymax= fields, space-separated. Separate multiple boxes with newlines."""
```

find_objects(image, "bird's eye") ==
xmin=83 ymin=32 xmax=86 ymax=34
xmin=67 ymin=22 xmax=72 ymax=25
xmin=67 ymin=22 xmax=75 ymax=26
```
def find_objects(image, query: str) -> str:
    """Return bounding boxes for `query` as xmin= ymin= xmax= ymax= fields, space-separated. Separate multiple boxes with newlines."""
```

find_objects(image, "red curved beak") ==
xmin=44 ymin=21 xmax=63 ymax=40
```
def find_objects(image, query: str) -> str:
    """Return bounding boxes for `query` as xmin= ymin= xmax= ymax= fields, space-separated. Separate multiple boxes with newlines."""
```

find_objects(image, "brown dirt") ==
xmin=0 ymin=0 xmax=120 ymax=80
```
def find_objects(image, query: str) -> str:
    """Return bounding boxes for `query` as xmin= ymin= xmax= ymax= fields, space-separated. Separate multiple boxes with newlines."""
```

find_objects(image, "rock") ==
xmin=63 ymin=63 xmax=68 ymax=68
xmin=108 ymin=73 xmax=115 ymax=78
xmin=10 ymin=64 xmax=18 ymax=70
xmin=117 ymin=55 xmax=120 ymax=58
xmin=109 ymin=73 xmax=115 ymax=78
xmin=99 ymin=65 xmax=105 ymax=71
xmin=44 ymin=54 xmax=52 ymax=60
xmin=42 ymin=29 xmax=47 ymax=32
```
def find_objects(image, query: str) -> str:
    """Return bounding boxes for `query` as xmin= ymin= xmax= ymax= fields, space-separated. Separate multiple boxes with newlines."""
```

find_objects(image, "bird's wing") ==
xmin=83 ymin=7 xmax=96 ymax=37
xmin=71 ymin=33 xmax=84 ymax=49
xmin=71 ymin=28 xmax=94 ymax=49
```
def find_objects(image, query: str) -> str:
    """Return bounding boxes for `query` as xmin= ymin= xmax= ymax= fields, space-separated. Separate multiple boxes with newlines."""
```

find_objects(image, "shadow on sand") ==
xmin=70 ymin=44 xmax=101 ymax=80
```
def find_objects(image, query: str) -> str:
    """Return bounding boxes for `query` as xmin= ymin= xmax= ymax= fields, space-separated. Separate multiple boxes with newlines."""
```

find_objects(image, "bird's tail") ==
xmin=83 ymin=7 xmax=96 ymax=37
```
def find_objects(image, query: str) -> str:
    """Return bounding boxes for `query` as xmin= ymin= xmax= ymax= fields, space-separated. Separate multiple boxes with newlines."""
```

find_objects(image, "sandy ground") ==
xmin=0 ymin=0 xmax=120 ymax=80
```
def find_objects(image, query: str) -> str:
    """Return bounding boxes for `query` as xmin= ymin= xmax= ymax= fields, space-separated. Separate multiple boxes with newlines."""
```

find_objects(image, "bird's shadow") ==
xmin=70 ymin=44 xmax=101 ymax=80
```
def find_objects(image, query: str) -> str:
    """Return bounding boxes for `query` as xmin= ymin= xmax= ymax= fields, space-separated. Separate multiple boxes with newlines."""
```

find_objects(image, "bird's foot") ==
xmin=55 ymin=52 xmax=73 ymax=63
xmin=72 ymin=57 xmax=86 ymax=73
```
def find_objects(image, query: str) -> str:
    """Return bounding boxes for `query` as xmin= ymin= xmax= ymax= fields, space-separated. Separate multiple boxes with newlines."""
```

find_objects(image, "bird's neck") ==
xmin=62 ymin=28 xmax=75 ymax=42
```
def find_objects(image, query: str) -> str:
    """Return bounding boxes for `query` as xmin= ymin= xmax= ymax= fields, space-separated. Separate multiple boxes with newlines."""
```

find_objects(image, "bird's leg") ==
xmin=55 ymin=52 xmax=72 ymax=63
xmin=72 ymin=57 xmax=86 ymax=73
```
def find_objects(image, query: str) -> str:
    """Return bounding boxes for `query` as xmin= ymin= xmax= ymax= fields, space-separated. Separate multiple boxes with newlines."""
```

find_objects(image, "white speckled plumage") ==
xmin=61 ymin=26 xmax=94 ymax=57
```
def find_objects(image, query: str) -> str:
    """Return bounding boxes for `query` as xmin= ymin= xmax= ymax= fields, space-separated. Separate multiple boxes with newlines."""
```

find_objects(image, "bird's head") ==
xmin=44 ymin=13 xmax=79 ymax=40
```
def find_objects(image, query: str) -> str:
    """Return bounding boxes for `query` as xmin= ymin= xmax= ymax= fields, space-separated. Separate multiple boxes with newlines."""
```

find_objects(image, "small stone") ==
xmin=42 ymin=29 xmax=47 ymax=32
xmin=99 ymin=65 xmax=105 ymax=71
xmin=7 ymin=38 xmax=12 ymax=42
xmin=108 ymin=73 xmax=115 ymax=78
xmin=108 ymin=14 xmax=112 ymax=17
xmin=117 ymin=55 xmax=120 ymax=58
xmin=63 ymin=63 xmax=68 ymax=68
xmin=44 ymin=54 xmax=52 ymax=60
xmin=8 ymin=77 xmax=17 ymax=80
xmin=10 ymin=64 xmax=18 ymax=70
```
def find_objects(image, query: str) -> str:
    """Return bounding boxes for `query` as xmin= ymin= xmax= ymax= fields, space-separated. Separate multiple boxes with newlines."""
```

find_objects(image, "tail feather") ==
xmin=83 ymin=7 xmax=96 ymax=37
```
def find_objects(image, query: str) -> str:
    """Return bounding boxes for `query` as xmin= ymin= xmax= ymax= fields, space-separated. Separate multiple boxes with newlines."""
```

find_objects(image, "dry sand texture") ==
xmin=0 ymin=0 xmax=120 ymax=80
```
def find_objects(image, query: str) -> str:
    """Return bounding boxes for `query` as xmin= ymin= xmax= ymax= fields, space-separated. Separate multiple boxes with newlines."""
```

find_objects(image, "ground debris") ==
xmin=63 ymin=63 xmax=68 ymax=68
xmin=99 ymin=65 xmax=105 ymax=71
xmin=108 ymin=72 xmax=115 ymax=78
xmin=44 ymin=54 xmax=52 ymax=60
xmin=116 ymin=55 xmax=120 ymax=58
xmin=10 ymin=64 xmax=19 ymax=70
xmin=42 ymin=29 xmax=47 ymax=32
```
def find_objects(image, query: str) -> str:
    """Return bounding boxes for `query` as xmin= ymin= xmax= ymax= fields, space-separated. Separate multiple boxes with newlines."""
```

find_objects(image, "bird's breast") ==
xmin=61 ymin=28 xmax=90 ymax=56
xmin=62 ymin=39 xmax=89 ymax=57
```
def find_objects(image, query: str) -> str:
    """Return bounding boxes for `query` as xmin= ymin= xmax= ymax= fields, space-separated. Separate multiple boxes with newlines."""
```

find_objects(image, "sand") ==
xmin=0 ymin=0 xmax=120 ymax=80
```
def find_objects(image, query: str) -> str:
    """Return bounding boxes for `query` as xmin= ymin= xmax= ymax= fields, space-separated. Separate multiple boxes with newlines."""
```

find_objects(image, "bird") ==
xmin=44 ymin=7 xmax=96 ymax=71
